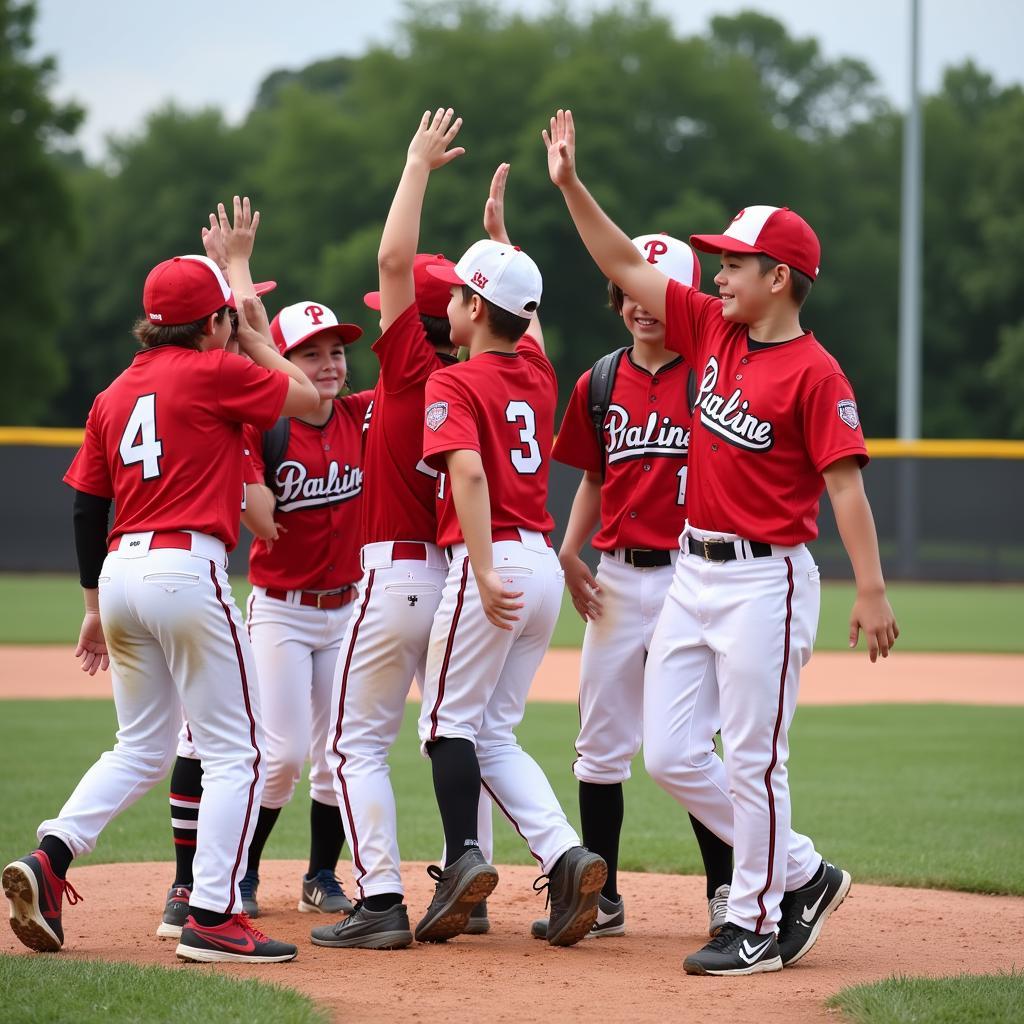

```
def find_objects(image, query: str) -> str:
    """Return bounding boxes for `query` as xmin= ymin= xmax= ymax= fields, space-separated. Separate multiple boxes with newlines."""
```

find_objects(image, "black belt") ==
xmin=621 ymin=548 xmax=674 ymax=568
xmin=686 ymin=537 xmax=773 ymax=562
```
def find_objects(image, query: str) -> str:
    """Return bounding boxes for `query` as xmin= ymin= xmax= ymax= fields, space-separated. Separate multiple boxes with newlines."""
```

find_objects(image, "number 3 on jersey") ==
xmin=119 ymin=394 xmax=163 ymax=479
xmin=506 ymin=400 xmax=541 ymax=474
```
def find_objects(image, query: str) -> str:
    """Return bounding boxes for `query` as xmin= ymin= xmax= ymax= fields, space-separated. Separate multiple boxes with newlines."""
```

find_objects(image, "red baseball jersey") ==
xmin=553 ymin=351 xmax=692 ymax=551
xmin=360 ymin=302 xmax=454 ymax=545
xmin=65 ymin=346 xmax=288 ymax=550
xmin=664 ymin=280 xmax=868 ymax=545
xmin=423 ymin=335 xmax=556 ymax=548
xmin=245 ymin=390 xmax=373 ymax=590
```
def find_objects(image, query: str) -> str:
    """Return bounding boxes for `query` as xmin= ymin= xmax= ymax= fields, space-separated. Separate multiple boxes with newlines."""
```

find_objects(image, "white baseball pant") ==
xmin=418 ymin=531 xmax=579 ymax=875
xmin=38 ymin=531 xmax=263 ymax=915
xmin=326 ymin=541 xmax=493 ymax=899
xmin=573 ymin=552 xmax=675 ymax=784
xmin=643 ymin=524 xmax=822 ymax=934
xmin=244 ymin=587 xmax=352 ymax=809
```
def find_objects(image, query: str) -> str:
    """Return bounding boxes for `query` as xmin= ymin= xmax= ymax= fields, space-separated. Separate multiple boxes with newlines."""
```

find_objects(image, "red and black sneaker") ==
xmin=176 ymin=913 xmax=297 ymax=963
xmin=3 ymin=849 xmax=82 ymax=952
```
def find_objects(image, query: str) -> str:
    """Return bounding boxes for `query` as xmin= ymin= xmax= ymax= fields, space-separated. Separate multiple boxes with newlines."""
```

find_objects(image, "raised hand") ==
xmin=542 ymin=108 xmax=577 ymax=188
xmin=201 ymin=212 xmax=228 ymax=271
xmin=217 ymin=195 xmax=261 ymax=262
xmin=234 ymin=295 xmax=274 ymax=357
xmin=484 ymin=162 xmax=511 ymax=244
xmin=407 ymin=107 xmax=465 ymax=171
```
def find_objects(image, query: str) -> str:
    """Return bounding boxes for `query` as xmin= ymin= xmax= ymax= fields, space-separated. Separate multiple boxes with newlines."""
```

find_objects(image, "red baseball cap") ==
xmin=270 ymin=300 xmax=363 ymax=356
xmin=227 ymin=280 xmax=277 ymax=309
xmin=363 ymin=254 xmax=457 ymax=319
xmin=690 ymin=206 xmax=821 ymax=280
xmin=142 ymin=255 xmax=232 ymax=325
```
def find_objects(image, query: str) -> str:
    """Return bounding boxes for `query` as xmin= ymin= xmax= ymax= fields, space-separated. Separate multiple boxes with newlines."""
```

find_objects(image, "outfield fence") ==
xmin=2 ymin=430 xmax=1022 ymax=582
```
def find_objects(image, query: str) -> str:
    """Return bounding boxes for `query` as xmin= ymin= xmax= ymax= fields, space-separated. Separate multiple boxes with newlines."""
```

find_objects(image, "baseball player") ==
xmin=313 ymin=110 xmax=496 ymax=952
xmin=2 ymin=197 xmax=318 ymax=963
xmin=408 ymin=133 xmax=606 ymax=946
xmin=531 ymin=233 xmax=733 ymax=941
xmin=545 ymin=109 xmax=898 ymax=975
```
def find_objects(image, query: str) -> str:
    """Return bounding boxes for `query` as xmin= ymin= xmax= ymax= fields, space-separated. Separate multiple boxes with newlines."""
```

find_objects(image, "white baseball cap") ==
xmin=426 ymin=239 xmax=542 ymax=319
xmin=631 ymin=233 xmax=701 ymax=289
xmin=270 ymin=300 xmax=363 ymax=356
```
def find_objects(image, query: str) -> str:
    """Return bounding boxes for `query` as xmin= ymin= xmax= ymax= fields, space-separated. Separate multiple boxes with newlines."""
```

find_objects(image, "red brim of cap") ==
xmin=363 ymin=291 xmax=382 ymax=311
xmin=425 ymin=264 xmax=466 ymax=286
xmin=688 ymin=234 xmax=762 ymax=257
xmin=227 ymin=281 xmax=277 ymax=309
xmin=282 ymin=323 xmax=363 ymax=354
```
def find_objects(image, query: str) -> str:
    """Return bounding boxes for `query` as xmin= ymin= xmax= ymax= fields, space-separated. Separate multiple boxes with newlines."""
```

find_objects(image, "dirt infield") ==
xmin=3 ymin=645 xmax=1023 ymax=704
xmin=2 ymin=859 xmax=1020 ymax=1023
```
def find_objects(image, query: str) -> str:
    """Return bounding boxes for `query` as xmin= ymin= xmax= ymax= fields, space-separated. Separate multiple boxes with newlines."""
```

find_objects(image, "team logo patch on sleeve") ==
xmin=425 ymin=401 xmax=449 ymax=432
xmin=837 ymin=399 xmax=860 ymax=430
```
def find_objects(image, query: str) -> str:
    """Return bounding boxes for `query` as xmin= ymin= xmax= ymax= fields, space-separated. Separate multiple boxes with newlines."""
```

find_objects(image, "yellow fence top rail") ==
xmin=1 ymin=428 xmax=1023 ymax=459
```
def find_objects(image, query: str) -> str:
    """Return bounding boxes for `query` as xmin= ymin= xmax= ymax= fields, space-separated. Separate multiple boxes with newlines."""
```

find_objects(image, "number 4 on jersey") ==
xmin=119 ymin=394 xmax=164 ymax=479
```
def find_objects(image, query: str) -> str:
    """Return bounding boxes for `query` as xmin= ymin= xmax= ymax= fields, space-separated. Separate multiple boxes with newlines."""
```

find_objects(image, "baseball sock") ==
xmin=38 ymin=835 xmax=73 ymax=879
xmin=578 ymin=781 xmax=623 ymax=901
xmin=307 ymin=798 xmax=346 ymax=877
xmin=364 ymin=893 xmax=403 ymax=912
xmin=428 ymin=737 xmax=481 ymax=867
xmin=688 ymin=813 xmax=733 ymax=898
xmin=169 ymin=755 xmax=203 ymax=887
xmin=190 ymin=908 xmax=232 ymax=927
xmin=246 ymin=806 xmax=282 ymax=874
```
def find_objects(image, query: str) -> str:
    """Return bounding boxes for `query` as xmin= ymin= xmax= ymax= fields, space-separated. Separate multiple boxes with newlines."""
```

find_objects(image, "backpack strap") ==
xmin=587 ymin=346 xmax=629 ymax=480
xmin=261 ymin=417 xmax=291 ymax=490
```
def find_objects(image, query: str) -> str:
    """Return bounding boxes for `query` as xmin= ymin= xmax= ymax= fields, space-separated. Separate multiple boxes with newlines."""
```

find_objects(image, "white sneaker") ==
xmin=708 ymin=883 xmax=730 ymax=937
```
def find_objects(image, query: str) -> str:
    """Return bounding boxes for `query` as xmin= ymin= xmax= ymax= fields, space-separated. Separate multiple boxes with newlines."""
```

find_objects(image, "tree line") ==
xmin=3 ymin=0 xmax=1023 ymax=435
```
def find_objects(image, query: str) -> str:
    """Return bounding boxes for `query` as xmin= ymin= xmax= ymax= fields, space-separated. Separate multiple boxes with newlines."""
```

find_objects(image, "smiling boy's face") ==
xmin=713 ymin=252 xmax=780 ymax=324
xmin=620 ymin=292 xmax=666 ymax=346
xmin=288 ymin=333 xmax=348 ymax=399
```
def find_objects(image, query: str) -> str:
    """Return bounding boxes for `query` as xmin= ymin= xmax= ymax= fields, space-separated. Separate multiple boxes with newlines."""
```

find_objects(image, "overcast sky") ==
xmin=34 ymin=0 xmax=1024 ymax=160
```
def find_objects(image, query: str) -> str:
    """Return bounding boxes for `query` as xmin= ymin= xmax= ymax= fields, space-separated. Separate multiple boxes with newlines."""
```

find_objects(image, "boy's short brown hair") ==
xmin=459 ymin=285 xmax=531 ymax=342
xmin=132 ymin=306 xmax=229 ymax=350
xmin=756 ymin=254 xmax=813 ymax=308
xmin=420 ymin=313 xmax=453 ymax=348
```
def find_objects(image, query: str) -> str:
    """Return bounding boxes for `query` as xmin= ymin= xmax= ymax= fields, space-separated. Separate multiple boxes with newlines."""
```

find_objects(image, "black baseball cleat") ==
xmin=777 ymin=860 xmax=852 ymax=966
xmin=537 ymin=846 xmax=608 ymax=947
xmin=462 ymin=898 xmax=490 ymax=935
xmin=414 ymin=847 xmax=499 ymax=943
xmin=683 ymin=922 xmax=783 ymax=976
xmin=310 ymin=901 xmax=413 ymax=950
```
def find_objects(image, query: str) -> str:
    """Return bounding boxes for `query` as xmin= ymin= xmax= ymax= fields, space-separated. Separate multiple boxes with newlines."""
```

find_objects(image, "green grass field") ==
xmin=1 ymin=701 xmax=1021 ymax=895
xmin=2 ymin=574 xmax=1023 ymax=652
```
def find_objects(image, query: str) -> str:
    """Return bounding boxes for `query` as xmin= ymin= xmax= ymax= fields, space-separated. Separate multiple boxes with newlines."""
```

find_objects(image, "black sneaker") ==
xmin=683 ymin=922 xmax=782 ymax=976
xmin=777 ymin=860 xmax=852 ymax=966
xmin=298 ymin=870 xmax=354 ymax=915
xmin=176 ymin=913 xmax=297 ymax=963
xmin=310 ymin=901 xmax=413 ymax=950
xmin=414 ymin=848 xmax=499 ymax=943
xmin=531 ymin=891 xmax=622 ymax=940
xmin=462 ymin=898 xmax=490 ymax=935
xmin=537 ymin=846 xmax=607 ymax=947
xmin=156 ymin=884 xmax=191 ymax=939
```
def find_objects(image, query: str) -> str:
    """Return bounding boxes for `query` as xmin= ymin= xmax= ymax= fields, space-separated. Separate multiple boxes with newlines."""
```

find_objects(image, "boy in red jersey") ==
xmin=545 ymin=110 xmax=897 ymax=976
xmin=315 ymin=110 xmax=498 ymax=951
xmin=411 ymin=152 xmax=607 ymax=947
xmin=3 ymin=197 xmax=321 ymax=963
xmin=532 ymin=233 xmax=734 ymax=942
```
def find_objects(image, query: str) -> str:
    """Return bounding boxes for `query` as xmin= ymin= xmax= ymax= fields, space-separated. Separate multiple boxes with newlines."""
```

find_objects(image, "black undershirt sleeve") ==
xmin=72 ymin=489 xmax=112 ymax=589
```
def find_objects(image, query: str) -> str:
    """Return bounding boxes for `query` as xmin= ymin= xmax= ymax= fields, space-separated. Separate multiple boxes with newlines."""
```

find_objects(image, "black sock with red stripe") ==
xmin=307 ymin=798 xmax=346 ymax=876
xmin=428 ymin=737 xmax=481 ymax=867
xmin=688 ymin=813 xmax=733 ymax=898
xmin=246 ymin=806 xmax=282 ymax=873
xmin=39 ymin=835 xmax=73 ymax=879
xmin=579 ymin=781 xmax=623 ymax=901
xmin=169 ymin=756 xmax=203 ymax=887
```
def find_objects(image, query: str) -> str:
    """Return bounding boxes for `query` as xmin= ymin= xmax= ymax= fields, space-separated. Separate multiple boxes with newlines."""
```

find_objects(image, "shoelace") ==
xmin=239 ymin=874 xmax=258 ymax=899
xmin=705 ymin=922 xmax=744 ymax=951
xmin=63 ymin=879 xmax=82 ymax=907
xmin=708 ymin=893 xmax=729 ymax=917
xmin=532 ymin=874 xmax=551 ymax=910
xmin=312 ymin=870 xmax=344 ymax=897
xmin=426 ymin=863 xmax=445 ymax=892
xmin=237 ymin=912 xmax=270 ymax=944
